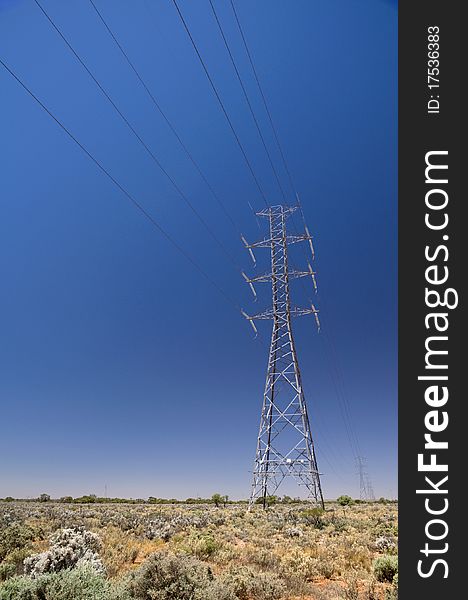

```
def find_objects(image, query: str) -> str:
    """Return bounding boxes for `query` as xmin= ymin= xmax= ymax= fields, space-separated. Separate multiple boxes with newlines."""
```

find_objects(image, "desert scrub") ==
xmin=299 ymin=507 xmax=326 ymax=529
xmin=373 ymin=554 xmax=398 ymax=582
xmin=244 ymin=546 xmax=281 ymax=571
xmin=0 ymin=523 xmax=37 ymax=562
xmin=126 ymin=552 xmax=235 ymax=600
xmin=98 ymin=526 xmax=163 ymax=577
xmin=375 ymin=536 xmax=397 ymax=554
xmin=1 ymin=501 xmax=398 ymax=599
xmin=176 ymin=531 xmax=223 ymax=560
xmin=279 ymin=550 xmax=320 ymax=583
xmin=24 ymin=527 xmax=105 ymax=577
xmin=0 ymin=567 xmax=129 ymax=600
xmin=0 ymin=565 xmax=16 ymax=584
xmin=220 ymin=566 xmax=285 ymax=600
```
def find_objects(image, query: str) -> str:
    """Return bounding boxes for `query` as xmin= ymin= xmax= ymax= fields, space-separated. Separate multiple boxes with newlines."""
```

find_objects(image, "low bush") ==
xmin=184 ymin=532 xmax=220 ymax=559
xmin=127 ymin=552 xmax=234 ymax=600
xmin=0 ymin=564 xmax=16 ymax=583
xmin=220 ymin=566 xmax=285 ymax=600
xmin=0 ymin=524 xmax=36 ymax=561
xmin=24 ymin=528 xmax=105 ymax=577
xmin=375 ymin=536 xmax=397 ymax=554
xmin=373 ymin=554 xmax=398 ymax=582
xmin=0 ymin=567 xmax=128 ymax=600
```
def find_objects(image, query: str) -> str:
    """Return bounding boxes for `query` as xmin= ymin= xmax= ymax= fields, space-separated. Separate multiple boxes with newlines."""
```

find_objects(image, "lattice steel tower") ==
xmin=357 ymin=457 xmax=375 ymax=501
xmin=242 ymin=205 xmax=324 ymax=509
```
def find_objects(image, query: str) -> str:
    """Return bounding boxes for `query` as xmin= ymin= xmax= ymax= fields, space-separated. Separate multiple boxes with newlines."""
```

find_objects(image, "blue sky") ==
xmin=0 ymin=0 xmax=397 ymax=500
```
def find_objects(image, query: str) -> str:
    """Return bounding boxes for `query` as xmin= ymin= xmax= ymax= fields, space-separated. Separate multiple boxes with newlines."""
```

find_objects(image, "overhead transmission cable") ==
xmin=32 ymin=0 xmax=241 ymax=272
xmin=87 ymin=0 xmax=242 ymax=238
xmin=205 ymin=0 xmax=357 ymax=467
xmin=229 ymin=0 xmax=364 ymax=462
xmin=207 ymin=0 xmax=287 ymax=204
xmin=318 ymin=296 xmax=362 ymax=458
xmin=228 ymin=0 xmax=313 ymax=260
xmin=217 ymin=1 xmax=353 ymax=465
xmin=220 ymin=0 xmax=319 ymax=292
xmin=207 ymin=0 xmax=362 ymax=472
xmin=170 ymin=0 xmax=269 ymax=208
xmin=0 ymin=55 xmax=248 ymax=319
xmin=87 ymin=0 xmax=355 ymax=475
xmin=230 ymin=0 xmax=297 ymax=198
xmin=207 ymin=5 xmax=352 ymax=458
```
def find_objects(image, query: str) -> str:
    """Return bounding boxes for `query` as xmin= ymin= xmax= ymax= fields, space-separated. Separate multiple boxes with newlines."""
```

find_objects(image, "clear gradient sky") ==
xmin=0 ymin=0 xmax=397 ymax=500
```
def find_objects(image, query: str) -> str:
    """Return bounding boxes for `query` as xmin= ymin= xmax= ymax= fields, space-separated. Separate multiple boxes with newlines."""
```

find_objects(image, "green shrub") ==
xmin=0 ymin=575 xmax=37 ymax=600
xmin=127 ymin=552 xmax=234 ymax=600
xmin=186 ymin=533 xmax=220 ymax=559
xmin=337 ymin=495 xmax=354 ymax=508
xmin=373 ymin=554 xmax=398 ymax=582
xmin=40 ymin=568 xmax=128 ymax=600
xmin=220 ymin=566 xmax=285 ymax=600
xmin=0 ymin=524 xmax=36 ymax=561
xmin=0 ymin=568 xmax=129 ymax=600
xmin=254 ymin=495 xmax=278 ymax=508
xmin=0 ymin=564 xmax=16 ymax=583
xmin=301 ymin=507 xmax=325 ymax=528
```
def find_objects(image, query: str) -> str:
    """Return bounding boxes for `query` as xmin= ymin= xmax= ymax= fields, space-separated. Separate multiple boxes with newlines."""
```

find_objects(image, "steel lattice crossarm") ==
xmin=246 ymin=305 xmax=319 ymax=319
xmin=242 ymin=233 xmax=313 ymax=250
xmin=242 ymin=264 xmax=317 ymax=296
xmin=241 ymin=205 xmax=315 ymax=262
xmin=241 ymin=305 xmax=321 ymax=335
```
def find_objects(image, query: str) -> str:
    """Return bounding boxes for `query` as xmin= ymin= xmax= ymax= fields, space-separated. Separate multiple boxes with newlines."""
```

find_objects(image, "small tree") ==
xmin=254 ymin=494 xmax=278 ymax=508
xmin=337 ymin=495 xmax=353 ymax=516
xmin=211 ymin=493 xmax=223 ymax=508
xmin=39 ymin=493 xmax=50 ymax=503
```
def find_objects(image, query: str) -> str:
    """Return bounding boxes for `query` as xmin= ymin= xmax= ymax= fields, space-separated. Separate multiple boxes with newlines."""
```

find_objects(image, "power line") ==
xmin=33 ymin=0 xmax=241 ymax=272
xmin=155 ymin=0 xmax=364 ymax=483
xmin=0 ymin=55 xmax=242 ymax=316
xmin=87 ymin=0 xmax=242 ymax=238
xmin=230 ymin=0 xmax=297 ymax=197
xmin=289 ymin=223 xmax=364 ymax=462
xmin=170 ymin=0 xmax=269 ymax=208
xmin=222 ymin=2 xmax=359 ymax=457
xmin=207 ymin=0 xmax=287 ymax=203
xmin=291 ymin=197 xmax=363 ymax=460
xmin=310 ymin=270 xmax=362 ymax=460
xmin=229 ymin=0 xmax=368 ymax=456
xmin=215 ymin=10 xmax=361 ymax=467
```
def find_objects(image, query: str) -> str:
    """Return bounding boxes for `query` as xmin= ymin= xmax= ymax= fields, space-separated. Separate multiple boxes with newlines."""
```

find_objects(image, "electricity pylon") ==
xmin=242 ymin=205 xmax=324 ymax=509
xmin=357 ymin=456 xmax=375 ymax=501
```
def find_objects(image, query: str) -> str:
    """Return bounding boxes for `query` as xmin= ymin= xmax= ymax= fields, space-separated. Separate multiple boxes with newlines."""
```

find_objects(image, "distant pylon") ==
xmin=242 ymin=205 xmax=324 ymax=509
xmin=357 ymin=456 xmax=375 ymax=501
